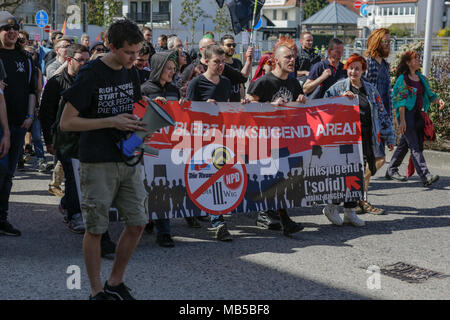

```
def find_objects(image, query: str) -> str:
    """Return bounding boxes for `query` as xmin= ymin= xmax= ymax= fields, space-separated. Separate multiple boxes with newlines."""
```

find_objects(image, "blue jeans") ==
xmin=56 ymin=150 xmax=81 ymax=220
xmin=0 ymin=126 xmax=27 ymax=221
xmin=30 ymin=118 xmax=45 ymax=160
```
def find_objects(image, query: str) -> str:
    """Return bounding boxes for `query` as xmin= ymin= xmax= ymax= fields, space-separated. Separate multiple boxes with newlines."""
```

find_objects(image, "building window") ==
xmin=411 ymin=7 xmax=415 ymax=15
xmin=273 ymin=10 xmax=277 ymax=20
xmin=142 ymin=1 xmax=150 ymax=14
xmin=130 ymin=1 xmax=137 ymax=14
xmin=159 ymin=1 xmax=170 ymax=13
xmin=284 ymin=11 xmax=288 ymax=20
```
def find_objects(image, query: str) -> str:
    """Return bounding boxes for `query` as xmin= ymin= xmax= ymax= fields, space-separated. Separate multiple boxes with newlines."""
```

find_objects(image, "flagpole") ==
xmin=249 ymin=0 xmax=259 ymax=46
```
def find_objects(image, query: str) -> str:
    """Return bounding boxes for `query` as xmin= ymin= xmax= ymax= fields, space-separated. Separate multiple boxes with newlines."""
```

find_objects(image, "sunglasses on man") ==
xmin=0 ymin=24 xmax=19 ymax=32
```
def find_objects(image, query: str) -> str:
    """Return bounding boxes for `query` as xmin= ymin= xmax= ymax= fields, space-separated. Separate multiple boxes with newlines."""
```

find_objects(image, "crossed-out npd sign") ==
xmin=35 ymin=10 xmax=48 ymax=28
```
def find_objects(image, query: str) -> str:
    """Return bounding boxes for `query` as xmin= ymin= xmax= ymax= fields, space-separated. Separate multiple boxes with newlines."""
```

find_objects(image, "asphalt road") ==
xmin=1 ymin=154 xmax=449 ymax=301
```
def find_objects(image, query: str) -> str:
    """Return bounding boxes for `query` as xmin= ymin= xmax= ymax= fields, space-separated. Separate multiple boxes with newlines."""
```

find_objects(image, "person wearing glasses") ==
xmin=89 ymin=41 xmax=106 ymax=57
xmin=0 ymin=11 xmax=37 ymax=236
xmin=46 ymin=37 xmax=72 ymax=79
xmin=220 ymin=34 xmax=253 ymax=102
xmin=358 ymin=28 xmax=395 ymax=215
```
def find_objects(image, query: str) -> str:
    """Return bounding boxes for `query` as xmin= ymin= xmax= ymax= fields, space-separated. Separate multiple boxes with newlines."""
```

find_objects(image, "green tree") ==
xmin=213 ymin=5 xmax=232 ymax=38
xmin=0 ymin=0 xmax=23 ymax=13
xmin=179 ymin=0 xmax=209 ymax=46
xmin=87 ymin=0 xmax=122 ymax=27
xmin=303 ymin=0 xmax=328 ymax=19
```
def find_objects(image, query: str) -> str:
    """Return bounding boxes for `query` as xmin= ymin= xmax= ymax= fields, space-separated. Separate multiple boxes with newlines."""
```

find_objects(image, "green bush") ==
xmin=390 ymin=41 xmax=449 ymax=142
xmin=429 ymin=55 xmax=450 ymax=141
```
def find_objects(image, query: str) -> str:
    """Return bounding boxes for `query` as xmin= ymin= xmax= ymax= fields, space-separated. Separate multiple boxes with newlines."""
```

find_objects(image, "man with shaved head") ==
xmin=246 ymin=42 xmax=306 ymax=236
xmin=247 ymin=44 xmax=306 ymax=105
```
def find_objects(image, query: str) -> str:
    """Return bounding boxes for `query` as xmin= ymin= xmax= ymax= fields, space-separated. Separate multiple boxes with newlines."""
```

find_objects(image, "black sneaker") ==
xmin=156 ymin=233 xmax=175 ymax=247
xmin=185 ymin=217 xmax=201 ymax=228
xmin=277 ymin=209 xmax=304 ymax=236
xmin=0 ymin=221 xmax=21 ymax=236
xmin=89 ymin=291 xmax=115 ymax=300
xmin=215 ymin=223 xmax=232 ymax=241
xmin=104 ymin=281 xmax=136 ymax=300
xmin=423 ymin=175 xmax=439 ymax=187
xmin=17 ymin=159 xmax=25 ymax=171
xmin=101 ymin=232 xmax=116 ymax=260
xmin=256 ymin=210 xmax=282 ymax=230
xmin=144 ymin=221 xmax=154 ymax=234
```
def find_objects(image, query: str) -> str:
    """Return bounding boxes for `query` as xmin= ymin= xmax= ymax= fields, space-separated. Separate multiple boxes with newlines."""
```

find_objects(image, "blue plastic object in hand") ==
xmin=118 ymin=133 xmax=143 ymax=157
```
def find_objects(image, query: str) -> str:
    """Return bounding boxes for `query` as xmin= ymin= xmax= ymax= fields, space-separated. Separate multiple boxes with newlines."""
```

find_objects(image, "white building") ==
xmin=356 ymin=0 xmax=450 ymax=35
xmin=121 ymin=0 xmax=265 ymax=45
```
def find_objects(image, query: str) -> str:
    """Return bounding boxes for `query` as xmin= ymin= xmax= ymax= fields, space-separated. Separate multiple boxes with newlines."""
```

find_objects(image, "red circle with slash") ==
xmin=185 ymin=144 xmax=247 ymax=215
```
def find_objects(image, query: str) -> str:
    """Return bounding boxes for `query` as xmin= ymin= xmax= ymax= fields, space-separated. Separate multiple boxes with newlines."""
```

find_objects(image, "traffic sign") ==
xmin=360 ymin=4 xmax=369 ymax=17
xmin=44 ymin=25 xmax=51 ymax=33
xmin=35 ymin=10 xmax=48 ymax=28
xmin=354 ymin=1 xmax=362 ymax=9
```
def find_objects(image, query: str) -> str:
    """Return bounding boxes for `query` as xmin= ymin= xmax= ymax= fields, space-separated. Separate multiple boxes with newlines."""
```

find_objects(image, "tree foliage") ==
xmin=0 ymin=0 xmax=23 ymax=14
xmin=303 ymin=0 xmax=328 ymax=20
xmin=87 ymin=0 xmax=122 ymax=27
xmin=213 ymin=5 xmax=232 ymax=38
xmin=179 ymin=0 xmax=209 ymax=45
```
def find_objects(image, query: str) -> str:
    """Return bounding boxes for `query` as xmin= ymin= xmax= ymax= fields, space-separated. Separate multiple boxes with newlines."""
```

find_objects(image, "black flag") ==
xmin=225 ymin=0 xmax=265 ymax=35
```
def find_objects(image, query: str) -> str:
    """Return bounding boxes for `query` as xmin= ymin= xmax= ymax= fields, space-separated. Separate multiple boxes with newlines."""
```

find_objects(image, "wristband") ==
xmin=26 ymin=114 xmax=34 ymax=120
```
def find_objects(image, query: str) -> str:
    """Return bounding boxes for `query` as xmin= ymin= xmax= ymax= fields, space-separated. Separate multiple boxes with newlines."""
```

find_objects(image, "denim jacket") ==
xmin=392 ymin=72 xmax=438 ymax=118
xmin=324 ymin=78 xmax=396 ymax=158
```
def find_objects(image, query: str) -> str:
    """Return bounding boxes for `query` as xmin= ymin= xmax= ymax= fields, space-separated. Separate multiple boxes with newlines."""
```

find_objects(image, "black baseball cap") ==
xmin=0 ymin=11 xmax=18 ymax=28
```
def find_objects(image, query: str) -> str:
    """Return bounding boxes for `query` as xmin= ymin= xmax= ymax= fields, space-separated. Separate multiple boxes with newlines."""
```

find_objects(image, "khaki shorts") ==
xmin=79 ymin=162 xmax=147 ymax=234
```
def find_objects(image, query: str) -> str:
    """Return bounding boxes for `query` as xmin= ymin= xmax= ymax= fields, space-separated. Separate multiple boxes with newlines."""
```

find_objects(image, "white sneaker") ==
xmin=322 ymin=204 xmax=343 ymax=226
xmin=343 ymin=208 xmax=365 ymax=227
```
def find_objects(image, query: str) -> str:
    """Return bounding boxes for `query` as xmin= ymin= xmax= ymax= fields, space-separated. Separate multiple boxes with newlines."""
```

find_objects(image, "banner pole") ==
xmin=248 ymin=0 xmax=259 ymax=46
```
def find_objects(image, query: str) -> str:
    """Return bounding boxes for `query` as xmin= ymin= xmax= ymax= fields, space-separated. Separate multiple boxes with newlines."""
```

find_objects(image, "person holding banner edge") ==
xmin=246 ymin=38 xmax=306 ymax=235
xmin=323 ymin=53 xmax=396 ymax=227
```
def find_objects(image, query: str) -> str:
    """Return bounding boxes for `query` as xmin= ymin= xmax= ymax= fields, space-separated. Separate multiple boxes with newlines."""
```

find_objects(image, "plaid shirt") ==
xmin=365 ymin=57 xmax=393 ymax=120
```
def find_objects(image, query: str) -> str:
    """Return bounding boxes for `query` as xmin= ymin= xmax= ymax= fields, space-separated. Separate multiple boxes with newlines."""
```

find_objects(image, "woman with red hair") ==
xmin=251 ymin=52 xmax=273 ymax=83
xmin=322 ymin=53 xmax=396 ymax=227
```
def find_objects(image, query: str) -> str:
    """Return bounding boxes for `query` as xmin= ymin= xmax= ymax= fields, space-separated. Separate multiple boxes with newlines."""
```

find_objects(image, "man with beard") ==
xmin=220 ymin=34 xmax=253 ymax=102
xmin=360 ymin=28 xmax=395 ymax=215
xmin=246 ymin=42 xmax=305 ymax=236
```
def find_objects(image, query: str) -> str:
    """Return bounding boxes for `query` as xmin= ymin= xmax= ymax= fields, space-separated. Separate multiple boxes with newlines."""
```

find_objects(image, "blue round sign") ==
xmin=360 ymin=4 xmax=369 ymax=17
xmin=35 ymin=10 xmax=48 ymax=28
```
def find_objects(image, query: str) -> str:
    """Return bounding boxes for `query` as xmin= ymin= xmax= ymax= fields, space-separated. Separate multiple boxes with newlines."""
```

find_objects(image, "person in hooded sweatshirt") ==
xmin=140 ymin=51 xmax=202 ymax=248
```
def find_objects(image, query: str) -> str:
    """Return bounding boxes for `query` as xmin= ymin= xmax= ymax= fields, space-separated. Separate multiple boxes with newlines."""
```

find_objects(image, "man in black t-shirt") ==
xmin=220 ymin=34 xmax=253 ymax=102
xmin=296 ymin=32 xmax=321 ymax=84
xmin=186 ymin=44 xmax=231 ymax=103
xmin=185 ymin=44 xmax=234 ymax=241
xmin=60 ymin=19 xmax=149 ymax=301
xmin=0 ymin=11 xmax=37 ymax=237
xmin=246 ymin=44 xmax=305 ymax=236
